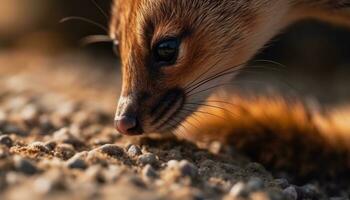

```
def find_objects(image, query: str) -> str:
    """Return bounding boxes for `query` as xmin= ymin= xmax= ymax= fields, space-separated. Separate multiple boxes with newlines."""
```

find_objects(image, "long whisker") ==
xmin=185 ymin=102 xmax=238 ymax=118
xmin=252 ymin=59 xmax=287 ymax=69
xmin=185 ymin=63 xmax=245 ymax=95
xmin=186 ymin=80 xmax=269 ymax=97
xmin=91 ymin=0 xmax=109 ymax=20
xmin=172 ymin=120 xmax=190 ymax=138
xmin=185 ymin=62 xmax=289 ymax=95
xmin=182 ymin=107 xmax=227 ymax=120
xmin=200 ymin=100 xmax=239 ymax=107
xmin=60 ymin=16 xmax=108 ymax=32
xmin=187 ymin=112 xmax=202 ymax=125
xmin=158 ymin=108 xmax=193 ymax=132
xmin=185 ymin=62 xmax=243 ymax=92
xmin=185 ymin=66 xmax=244 ymax=95
xmin=184 ymin=59 xmax=222 ymax=90
xmin=162 ymin=118 xmax=183 ymax=133
xmin=80 ymin=35 xmax=113 ymax=46
xmin=173 ymin=116 xmax=201 ymax=134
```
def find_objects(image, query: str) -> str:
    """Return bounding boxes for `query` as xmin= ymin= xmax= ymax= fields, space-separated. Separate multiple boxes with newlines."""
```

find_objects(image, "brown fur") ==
xmin=110 ymin=0 xmax=350 ymax=179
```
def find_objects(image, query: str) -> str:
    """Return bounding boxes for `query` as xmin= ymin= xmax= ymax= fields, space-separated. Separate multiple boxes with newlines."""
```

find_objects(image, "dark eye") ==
xmin=153 ymin=38 xmax=180 ymax=66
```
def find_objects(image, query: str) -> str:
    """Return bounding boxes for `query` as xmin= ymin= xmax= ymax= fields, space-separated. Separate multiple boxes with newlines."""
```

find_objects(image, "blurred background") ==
xmin=0 ymin=0 xmax=350 ymax=107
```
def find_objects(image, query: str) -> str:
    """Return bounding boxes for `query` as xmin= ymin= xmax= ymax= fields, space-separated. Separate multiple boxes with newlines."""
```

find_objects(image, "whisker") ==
xmin=252 ymin=59 xmax=287 ymax=69
xmin=60 ymin=16 xmax=108 ymax=32
xmin=185 ymin=67 xmax=243 ymax=95
xmin=161 ymin=118 xmax=182 ymax=133
xmin=185 ymin=62 xmax=243 ymax=92
xmin=158 ymin=108 xmax=193 ymax=132
xmin=91 ymin=0 xmax=109 ymax=20
xmin=184 ymin=59 xmax=222 ymax=90
xmin=79 ymin=34 xmax=113 ymax=46
xmin=185 ymin=62 xmax=289 ymax=96
xmin=172 ymin=120 xmax=190 ymax=138
xmin=175 ymin=116 xmax=201 ymax=133
xmin=200 ymin=100 xmax=239 ymax=107
xmin=182 ymin=107 xmax=227 ymax=120
xmin=185 ymin=102 xmax=238 ymax=118
xmin=187 ymin=112 xmax=202 ymax=125
xmin=186 ymin=80 xmax=269 ymax=97
xmin=185 ymin=63 xmax=245 ymax=95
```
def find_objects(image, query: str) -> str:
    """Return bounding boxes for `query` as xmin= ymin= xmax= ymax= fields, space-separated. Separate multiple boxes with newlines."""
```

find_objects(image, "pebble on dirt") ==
xmin=0 ymin=135 xmax=13 ymax=147
xmin=127 ymin=145 xmax=142 ymax=157
xmin=13 ymin=156 xmax=38 ymax=175
xmin=98 ymin=144 xmax=124 ymax=158
xmin=0 ymin=73 xmax=347 ymax=200
xmin=66 ymin=152 xmax=88 ymax=169
xmin=138 ymin=153 xmax=158 ymax=166
xmin=283 ymin=186 xmax=298 ymax=200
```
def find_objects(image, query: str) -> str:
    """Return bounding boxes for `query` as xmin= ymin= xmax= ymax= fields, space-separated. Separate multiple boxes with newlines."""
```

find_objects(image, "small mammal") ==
xmin=110 ymin=0 xmax=350 ymax=178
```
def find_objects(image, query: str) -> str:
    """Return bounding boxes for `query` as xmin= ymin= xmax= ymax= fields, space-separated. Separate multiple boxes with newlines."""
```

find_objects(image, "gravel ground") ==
xmin=0 ymin=51 xmax=349 ymax=200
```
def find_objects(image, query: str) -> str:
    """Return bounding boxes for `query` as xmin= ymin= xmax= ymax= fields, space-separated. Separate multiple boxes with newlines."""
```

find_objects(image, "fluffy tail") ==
xmin=181 ymin=92 xmax=350 ymax=182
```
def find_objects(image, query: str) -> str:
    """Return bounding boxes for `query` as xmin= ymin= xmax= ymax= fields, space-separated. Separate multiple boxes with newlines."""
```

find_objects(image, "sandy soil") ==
xmin=0 ymin=51 xmax=348 ymax=200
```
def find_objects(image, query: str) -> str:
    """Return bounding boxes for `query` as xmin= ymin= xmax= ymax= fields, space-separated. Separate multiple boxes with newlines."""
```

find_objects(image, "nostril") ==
xmin=114 ymin=116 xmax=142 ymax=135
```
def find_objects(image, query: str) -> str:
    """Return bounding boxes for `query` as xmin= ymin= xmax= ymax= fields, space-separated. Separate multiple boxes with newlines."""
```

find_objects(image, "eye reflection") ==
xmin=153 ymin=38 xmax=180 ymax=66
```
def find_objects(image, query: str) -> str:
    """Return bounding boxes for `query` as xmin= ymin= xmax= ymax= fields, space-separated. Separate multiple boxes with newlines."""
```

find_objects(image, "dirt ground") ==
xmin=0 ymin=50 xmax=349 ymax=200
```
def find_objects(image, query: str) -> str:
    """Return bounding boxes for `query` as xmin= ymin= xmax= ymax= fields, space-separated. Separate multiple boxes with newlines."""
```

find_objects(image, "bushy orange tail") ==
xmin=182 ymin=92 xmax=350 ymax=181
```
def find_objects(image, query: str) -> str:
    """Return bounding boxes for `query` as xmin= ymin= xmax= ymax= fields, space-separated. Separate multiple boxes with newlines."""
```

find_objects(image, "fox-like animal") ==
xmin=109 ymin=0 xmax=350 ymax=180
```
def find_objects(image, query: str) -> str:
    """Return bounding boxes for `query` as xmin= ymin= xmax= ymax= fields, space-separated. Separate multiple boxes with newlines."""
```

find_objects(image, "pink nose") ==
xmin=114 ymin=116 xmax=141 ymax=135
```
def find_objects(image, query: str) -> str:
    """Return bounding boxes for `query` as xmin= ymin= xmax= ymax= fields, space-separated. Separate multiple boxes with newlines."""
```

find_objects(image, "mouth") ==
xmin=149 ymin=88 xmax=186 ymax=133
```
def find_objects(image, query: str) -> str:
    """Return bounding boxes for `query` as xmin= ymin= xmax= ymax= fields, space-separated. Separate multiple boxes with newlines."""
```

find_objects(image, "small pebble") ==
xmin=3 ymin=124 xmax=26 ymax=136
xmin=142 ymin=164 xmax=158 ymax=180
xmin=298 ymin=184 xmax=320 ymax=199
xmin=167 ymin=160 xmax=180 ymax=169
xmin=29 ymin=141 xmax=50 ymax=153
xmin=246 ymin=177 xmax=265 ymax=191
xmin=138 ymin=153 xmax=157 ymax=166
xmin=179 ymin=160 xmax=198 ymax=178
xmin=98 ymin=144 xmax=124 ymax=158
xmin=127 ymin=145 xmax=142 ymax=157
xmin=283 ymin=186 xmax=298 ymax=200
xmin=53 ymin=127 xmax=83 ymax=147
xmin=20 ymin=104 xmax=39 ymax=122
xmin=66 ymin=152 xmax=88 ymax=170
xmin=229 ymin=182 xmax=249 ymax=198
xmin=0 ymin=135 xmax=13 ymax=147
xmin=13 ymin=156 xmax=38 ymax=175
xmin=53 ymin=128 xmax=71 ymax=141
xmin=44 ymin=141 xmax=57 ymax=151
xmin=55 ymin=143 xmax=76 ymax=160
xmin=274 ymin=178 xmax=289 ymax=189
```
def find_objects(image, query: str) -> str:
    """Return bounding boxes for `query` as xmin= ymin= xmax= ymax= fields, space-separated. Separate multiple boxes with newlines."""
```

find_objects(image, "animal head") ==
xmin=110 ymin=0 xmax=289 ymax=135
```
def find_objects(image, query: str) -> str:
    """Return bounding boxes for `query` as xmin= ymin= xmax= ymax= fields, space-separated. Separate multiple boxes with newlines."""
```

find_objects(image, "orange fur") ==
xmin=110 ymin=0 xmax=350 ymax=179
xmin=181 ymin=93 xmax=350 ymax=179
